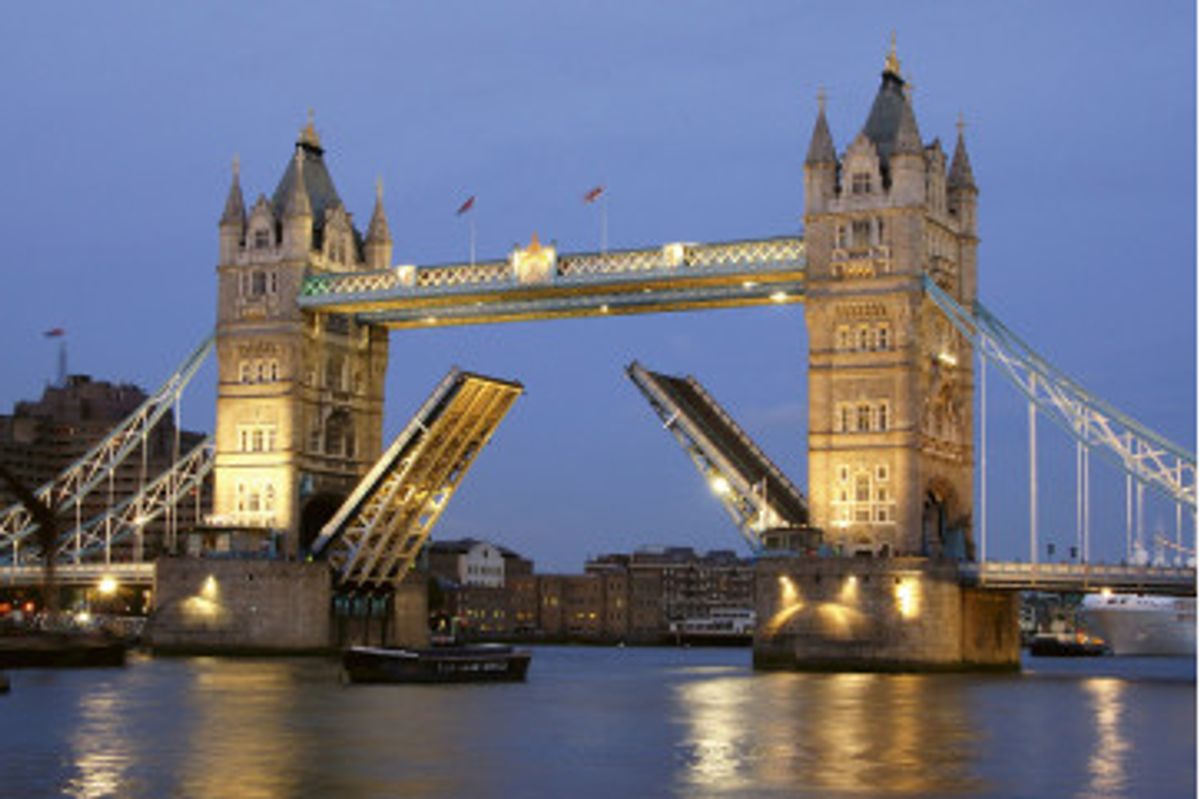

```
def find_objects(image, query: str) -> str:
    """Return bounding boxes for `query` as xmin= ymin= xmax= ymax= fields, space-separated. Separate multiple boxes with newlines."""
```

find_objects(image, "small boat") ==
xmin=342 ymin=644 xmax=531 ymax=684
xmin=1028 ymin=631 xmax=1108 ymax=657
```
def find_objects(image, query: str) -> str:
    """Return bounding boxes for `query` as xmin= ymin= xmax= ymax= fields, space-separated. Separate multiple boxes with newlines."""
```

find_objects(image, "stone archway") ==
xmin=299 ymin=492 xmax=346 ymax=555
xmin=922 ymin=477 xmax=965 ymax=560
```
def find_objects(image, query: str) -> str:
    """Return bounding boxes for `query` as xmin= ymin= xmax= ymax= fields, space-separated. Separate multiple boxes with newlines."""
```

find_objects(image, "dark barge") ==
xmin=342 ymin=644 xmax=531 ymax=684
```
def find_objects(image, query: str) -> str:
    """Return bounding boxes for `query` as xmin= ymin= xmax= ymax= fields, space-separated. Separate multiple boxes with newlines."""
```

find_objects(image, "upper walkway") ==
xmin=299 ymin=236 xmax=806 ymax=328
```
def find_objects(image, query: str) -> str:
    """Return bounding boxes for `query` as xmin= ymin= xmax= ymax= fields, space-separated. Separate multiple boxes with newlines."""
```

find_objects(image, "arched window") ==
xmin=856 ymin=404 xmax=872 ymax=432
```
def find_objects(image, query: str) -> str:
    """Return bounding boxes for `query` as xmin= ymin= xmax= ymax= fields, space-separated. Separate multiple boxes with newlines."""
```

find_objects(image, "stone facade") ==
xmin=754 ymin=556 xmax=1019 ymax=671
xmin=147 ymin=557 xmax=332 ymax=653
xmin=213 ymin=120 xmax=391 ymax=556
xmin=804 ymin=49 xmax=978 ymax=559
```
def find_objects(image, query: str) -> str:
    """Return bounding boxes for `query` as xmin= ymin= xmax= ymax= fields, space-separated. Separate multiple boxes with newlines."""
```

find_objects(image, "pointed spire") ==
xmin=805 ymin=88 xmax=837 ymax=165
xmin=884 ymin=31 xmax=901 ymax=77
xmin=220 ymin=153 xmax=245 ymax=225
xmin=948 ymin=114 xmax=977 ymax=190
xmin=298 ymin=108 xmax=322 ymax=152
xmin=366 ymin=177 xmax=392 ymax=244
xmin=283 ymin=148 xmax=312 ymax=218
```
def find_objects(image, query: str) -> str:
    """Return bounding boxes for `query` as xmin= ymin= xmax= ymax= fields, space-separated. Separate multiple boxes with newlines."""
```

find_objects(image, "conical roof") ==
xmin=271 ymin=121 xmax=344 ymax=225
xmin=861 ymin=70 xmax=923 ymax=169
xmin=220 ymin=157 xmax=245 ymax=226
xmin=366 ymin=179 xmax=392 ymax=244
xmin=805 ymin=105 xmax=837 ymax=165
xmin=948 ymin=126 xmax=977 ymax=191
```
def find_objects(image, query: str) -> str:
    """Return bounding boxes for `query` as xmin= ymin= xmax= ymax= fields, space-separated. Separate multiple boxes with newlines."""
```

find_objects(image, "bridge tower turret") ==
xmin=804 ymin=44 xmax=978 ymax=559
xmin=212 ymin=116 xmax=389 ymax=556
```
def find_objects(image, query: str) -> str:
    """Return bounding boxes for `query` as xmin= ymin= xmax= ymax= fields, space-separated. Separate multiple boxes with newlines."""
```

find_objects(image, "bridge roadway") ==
xmin=298 ymin=236 xmax=807 ymax=327
xmin=2 ymin=562 xmax=155 ymax=588
xmin=960 ymin=561 xmax=1196 ymax=596
xmin=3 ymin=559 xmax=1192 ymax=597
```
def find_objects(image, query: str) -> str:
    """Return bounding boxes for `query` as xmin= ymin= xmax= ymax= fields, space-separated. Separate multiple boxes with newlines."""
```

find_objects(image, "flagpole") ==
xmin=469 ymin=214 xmax=476 ymax=267
xmin=600 ymin=192 xmax=608 ymax=255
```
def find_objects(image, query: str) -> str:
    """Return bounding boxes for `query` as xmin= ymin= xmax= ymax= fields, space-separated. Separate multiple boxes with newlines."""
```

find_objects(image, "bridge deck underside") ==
xmin=313 ymin=371 xmax=522 ymax=591
xmin=648 ymin=370 xmax=808 ymax=526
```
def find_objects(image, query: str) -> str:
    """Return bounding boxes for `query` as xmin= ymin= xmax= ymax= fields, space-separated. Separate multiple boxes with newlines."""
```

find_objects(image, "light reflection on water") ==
xmin=1 ymin=649 xmax=1192 ymax=799
xmin=675 ymin=670 xmax=981 ymax=796
xmin=66 ymin=686 xmax=133 ymax=799
xmin=1081 ymin=678 xmax=1129 ymax=799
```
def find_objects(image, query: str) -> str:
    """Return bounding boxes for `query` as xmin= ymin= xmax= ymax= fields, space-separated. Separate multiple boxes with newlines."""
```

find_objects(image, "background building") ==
xmin=0 ymin=375 xmax=207 ymax=560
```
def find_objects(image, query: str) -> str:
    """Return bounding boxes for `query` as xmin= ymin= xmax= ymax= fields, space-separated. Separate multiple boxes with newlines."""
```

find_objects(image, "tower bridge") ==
xmin=0 ymin=46 xmax=1193 ymax=667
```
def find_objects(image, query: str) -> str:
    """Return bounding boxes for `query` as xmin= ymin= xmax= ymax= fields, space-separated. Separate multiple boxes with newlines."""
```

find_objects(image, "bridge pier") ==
xmin=753 ymin=556 xmax=1019 ymax=672
xmin=145 ymin=557 xmax=428 ymax=654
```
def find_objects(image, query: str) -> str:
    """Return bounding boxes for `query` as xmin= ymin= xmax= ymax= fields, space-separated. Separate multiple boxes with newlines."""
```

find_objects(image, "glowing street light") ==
xmin=97 ymin=576 xmax=119 ymax=596
xmin=708 ymin=475 xmax=731 ymax=496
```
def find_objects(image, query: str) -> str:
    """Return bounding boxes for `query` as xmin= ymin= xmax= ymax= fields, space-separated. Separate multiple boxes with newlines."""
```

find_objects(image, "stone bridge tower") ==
xmin=213 ymin=118 xmax=391 ymax=556
xmin=804 ymin=46 xmax=979 ymax=559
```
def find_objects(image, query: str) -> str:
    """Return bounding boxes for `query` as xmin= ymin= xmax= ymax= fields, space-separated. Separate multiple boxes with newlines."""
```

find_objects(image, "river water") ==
xmin=0 ymin=647 xmax=1193 ymax=799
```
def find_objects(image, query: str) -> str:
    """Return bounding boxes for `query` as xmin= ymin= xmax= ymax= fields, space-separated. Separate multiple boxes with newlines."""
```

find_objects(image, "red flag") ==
xmin=456 ymin=195 xmax=476 ymax=215
xmin=43 ymin=328 xmax=65 ymax=338
xmin=583 ymin=185 xmax=605 ymax=204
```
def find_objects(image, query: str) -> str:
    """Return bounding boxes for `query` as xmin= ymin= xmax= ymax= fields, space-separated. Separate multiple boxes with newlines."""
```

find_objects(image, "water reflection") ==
xmin=179 ymin=659 xmax=303 ymax=798
xmin=66 ymin=685 xmax=134 ymax=799
xmin=675 ymin=670 xmax=981 ymax=796
xmin=1080 ymin=678 xmax=1129 ymax=799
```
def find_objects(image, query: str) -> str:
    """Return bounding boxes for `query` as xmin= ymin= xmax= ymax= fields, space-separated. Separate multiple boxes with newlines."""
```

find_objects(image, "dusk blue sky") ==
xmin=1 ymin=3 xmax=1194 ymax=570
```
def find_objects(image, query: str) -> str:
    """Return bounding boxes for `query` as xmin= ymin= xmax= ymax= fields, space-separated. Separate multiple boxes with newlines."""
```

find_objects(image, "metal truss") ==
xmin=924 ymin=276 xmax=1196 ymax=510
xmin=3 ymin=438 xmax=214 ymax=566
xmin=626 ymin=362 xmax=808 ymax=552
xmin=311 ymin=369 xmax=522 ymax=590
xmin=298 ymin=236 xmax=806 ymax=328
xmin=0 ymin=334 xmax=214 ymax=553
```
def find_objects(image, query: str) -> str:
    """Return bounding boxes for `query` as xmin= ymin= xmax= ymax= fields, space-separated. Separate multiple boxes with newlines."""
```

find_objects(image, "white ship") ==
xmin=1080 ymin=591 xmax=1196 ymax=656
xmin=668 ymin=608 xmax=756 ymax=646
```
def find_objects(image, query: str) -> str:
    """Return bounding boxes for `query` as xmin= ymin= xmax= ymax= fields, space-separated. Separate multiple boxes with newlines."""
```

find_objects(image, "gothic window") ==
xmin=236 ymin=423 xmax=277 ymax=453
xmin=250 ymin=271 xmax=267 ymax=297
xmin=269 ymin=272 xmax=278 ymax=293
xmin=836 ymin=225 xmax=849 ymax=249
xmin=851 ymin=172 xmax=872 ymax=195
xmin=851 ymin=220 xmax=871 ymax=248
xmin=254 ymin=229 xmax=270 ymax=250
xmin=856 ymin=404 xmax=872 ymax=431
xmin=326 ymin=355 xmax=346 ymax=391
xmin=325 ymin=411 xmax=350 ymax=457
xmin=836 ymin=325 xmax=851 ymax=351
xmin=239 ymin=362 xmax=251 ymax=383
xmin=876 ymin=465 xmax=889 ymax=482
xmin=876 ymin=324 xmax=890 ymax=350
xmin=268 ymin=360 xmax=280 ymax=381
xmin=836 ymin=405 xmax=851 ymax=433
xmin=308 ymin=419 xmax=322 ymax=453
xmin=876 ymin=403 xmax=889 ymax=432
xmin=832 ymin=465 xmax=895 ymax=526
xmin=875 ymin=218 xmax=886 ymax=246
